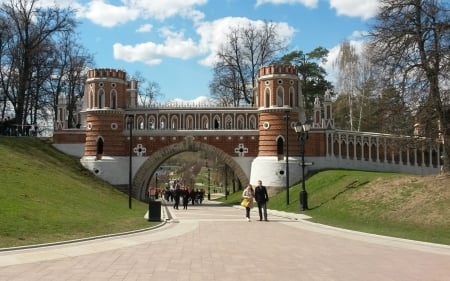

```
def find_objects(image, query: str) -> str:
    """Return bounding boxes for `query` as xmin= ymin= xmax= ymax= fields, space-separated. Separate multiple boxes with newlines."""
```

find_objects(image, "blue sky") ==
xmin=40 ymin=0 xmax=379 ymax=102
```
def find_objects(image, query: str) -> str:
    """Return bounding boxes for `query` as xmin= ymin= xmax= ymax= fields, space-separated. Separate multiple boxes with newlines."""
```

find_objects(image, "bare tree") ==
xmin=40 ymin=30 xmax=93 ymax=129
xmin=0 ymin=0 xmax=76 ymax=132
xmin=209 ymin=61 xmax=242 ymax=106
xmin=334 ymin=42 xmax=380 ymax=132
xmin=0 ymin=15 xmax=13 ymax=120
xmin=210 ymin=21 xmax=288 ymax=106
xmin=369 ymin=0 xmax=450 ymax=172
xmin=334 ymin=41 xmax=358 ymax=131
xmin=132 ymin=71 xmax=162 ymax=107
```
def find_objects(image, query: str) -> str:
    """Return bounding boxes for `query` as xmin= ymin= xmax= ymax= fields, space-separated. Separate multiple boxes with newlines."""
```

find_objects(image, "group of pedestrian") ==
xmin=162 ymin=181 xmax=205 ymax=210
xmin=242 ymin=180 xmax=269 ymax=222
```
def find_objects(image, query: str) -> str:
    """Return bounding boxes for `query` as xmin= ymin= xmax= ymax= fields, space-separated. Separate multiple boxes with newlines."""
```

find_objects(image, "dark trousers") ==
xmin=257 ymin=201 xmax=267 ymax=220
xmin=245 ymin=207 xmax=251 ymax=218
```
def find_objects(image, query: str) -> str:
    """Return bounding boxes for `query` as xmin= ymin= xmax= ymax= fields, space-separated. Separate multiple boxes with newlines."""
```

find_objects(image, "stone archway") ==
xmin=133 ymin=136 xmax=249 ymax=200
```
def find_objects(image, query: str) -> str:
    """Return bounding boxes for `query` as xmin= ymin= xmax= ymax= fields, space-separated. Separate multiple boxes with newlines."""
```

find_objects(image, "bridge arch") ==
xmin=133 ymin=136 xmax=249 ymax=200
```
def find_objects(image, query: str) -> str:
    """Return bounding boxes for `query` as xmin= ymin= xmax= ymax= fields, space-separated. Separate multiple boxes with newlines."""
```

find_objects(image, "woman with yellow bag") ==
xmin=241 ymin=184 xmax=255 ymax=222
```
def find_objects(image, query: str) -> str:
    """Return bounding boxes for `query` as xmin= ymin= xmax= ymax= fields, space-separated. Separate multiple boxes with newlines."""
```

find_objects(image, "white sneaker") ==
xmin=246 ymin=217 xmax=250 ymax=222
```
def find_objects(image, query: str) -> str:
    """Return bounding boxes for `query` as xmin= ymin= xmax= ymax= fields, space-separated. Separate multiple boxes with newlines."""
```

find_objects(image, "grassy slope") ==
xmin=221 ymin=170 xmax=450 ymax=245
xmin=0 ymin=137 xmax=152 ymax=248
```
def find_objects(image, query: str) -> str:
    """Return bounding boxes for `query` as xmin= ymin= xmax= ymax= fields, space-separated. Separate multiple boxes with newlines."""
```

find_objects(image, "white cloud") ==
xmin=329 ymin=0 xmax=380 ymax=20
xmin=113 ymin=28 xmax=201 ymax=65
xmin=68 ymin=0 xmax=206 ymax=27
xmin=196 ymin=17 xmax=296 ymax=67
xmin=83 ymin=0 xmax=140 ymax=27
xmin=122 ymin=0 xmax=206 ymax=21
xmin=114 ymin=16 xmax=295 ymax=67
xmin=167 ymin=96 xmax=212 ymax=105
xmin=136 ymin=24 xmax=153 ymax=33
xmin=255 ymin=0 xmax=318 ymax=8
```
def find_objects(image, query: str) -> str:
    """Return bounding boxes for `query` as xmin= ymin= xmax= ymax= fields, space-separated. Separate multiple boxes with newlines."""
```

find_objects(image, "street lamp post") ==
xmin=294 ymin=121 xmax=311 ymax=211
xmin=155 ymin=172 xmax=158 ymax=199
xmin=284 ymin=110 xmax=290 ymax=205
xmin=207 ymin=161 xmax=211 ymax=200
xmin=127 ymin=115 xmax=134 ymax=209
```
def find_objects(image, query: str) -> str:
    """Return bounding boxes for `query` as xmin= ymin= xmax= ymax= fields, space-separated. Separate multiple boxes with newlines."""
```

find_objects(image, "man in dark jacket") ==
xmin=254 ymin=180 xmax=269 ymax=221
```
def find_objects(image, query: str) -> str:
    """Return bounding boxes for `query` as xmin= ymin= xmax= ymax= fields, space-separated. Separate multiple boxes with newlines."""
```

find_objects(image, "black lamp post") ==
xmin=284 ymin=110 xmax=290 ymax=205
xmin=294 ymin=121 xmax=311 ymax=211
xmin=127 ymin=115 xmax=134 ymax=209
xmin=155 ymin=172 xmax=158 ymax=199
xmin=207 ymin=162 xmax=211 ymax=200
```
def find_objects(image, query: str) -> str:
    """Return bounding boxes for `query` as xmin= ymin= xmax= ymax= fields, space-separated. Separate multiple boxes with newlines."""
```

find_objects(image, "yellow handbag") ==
xmin=241 ymin=198 xmax=250 ymax=208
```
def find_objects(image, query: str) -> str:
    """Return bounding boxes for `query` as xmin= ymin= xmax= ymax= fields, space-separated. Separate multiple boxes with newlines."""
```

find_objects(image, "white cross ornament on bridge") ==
xmin=234 ymin=143 xmax=248 ymax=157
xmin=133 ymin=144 xmax=147 ymax=156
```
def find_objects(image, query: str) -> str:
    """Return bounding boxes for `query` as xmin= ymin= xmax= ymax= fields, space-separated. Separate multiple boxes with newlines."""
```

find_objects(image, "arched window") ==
xmin=89 ymin=90 xmax=94 ymax=109
xmin=264 ymin=88 xmax=270 ymax=108
xmin=201 ymin=115 xmax=209 ymax=129
xmin=160 ymin=116 xmax=167 ymax=129
xmin=137 ymin=116 xmax=145 ymax=130
xmin=249 ymin=116 xmax=257 ymax=129
xmin=110 ymin=90 xmax=117 ymax=109
xmin=213 ymin=116 xmax=221 ymax=129
xmin=237 ymin=115 xmax=244 ymax=129
xmin=98 ymin=89 xmax=105 ymax=109
xmin=276 ymin=86 xmax=284 ymax=107
xmin=289 ymin=87 xmax=295 ymax=107
xmin=148 ymin=116 xmax=156 ymax=129
xmin=225 ymin=115 xmax=233 ymax=129
xmin=276 ymin=136 xmax=284 ymax=160
xmin=96 ymin=137 xmax=104 ymax=160
xmin=171 ymin=116 xmax=179 ymax=129
xmin=125 ymin=116 xmax=134 ymax=130
xmin=186 ymin=115 xmax=194 ymax=129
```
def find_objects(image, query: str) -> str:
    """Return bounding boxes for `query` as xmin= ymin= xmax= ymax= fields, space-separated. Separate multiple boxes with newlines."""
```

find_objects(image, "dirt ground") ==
xmin=349 ymin=173 xmax=450 ymax=225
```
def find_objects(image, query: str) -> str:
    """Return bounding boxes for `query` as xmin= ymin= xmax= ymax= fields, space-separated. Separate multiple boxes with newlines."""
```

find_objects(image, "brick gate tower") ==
xmin=80 ymin=69 xmax=140 ymax=182
xmin=249 ymin=65 xmax=307 ymax=190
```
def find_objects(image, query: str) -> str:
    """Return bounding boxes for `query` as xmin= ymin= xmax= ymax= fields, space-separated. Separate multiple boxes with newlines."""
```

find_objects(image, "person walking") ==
xmin=242 ymin=184 xmax=254 ymax=222
xmin=255 ymin=180 xmax=269 ymax=221
xmin=173 ymin=185 xmax=181 ymax=210
xmin=182 ymin=189 xmax=189 ymax=210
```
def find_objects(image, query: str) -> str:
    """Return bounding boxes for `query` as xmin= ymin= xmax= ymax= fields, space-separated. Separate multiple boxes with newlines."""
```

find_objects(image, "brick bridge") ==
xmin=53 ymin=66 xmax=443 ymax=201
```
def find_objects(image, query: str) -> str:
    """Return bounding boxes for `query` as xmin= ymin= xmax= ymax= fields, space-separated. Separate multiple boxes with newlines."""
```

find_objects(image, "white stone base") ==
xmin=80 ymin=156 xmax=148 ymax=185
xmin=249 ymin=156 xmax=308 ymax=192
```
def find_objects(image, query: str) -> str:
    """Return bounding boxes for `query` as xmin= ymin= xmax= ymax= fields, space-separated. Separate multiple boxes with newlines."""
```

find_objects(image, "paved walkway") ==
xmin=1 ymin=200 xmax=449 ymax=281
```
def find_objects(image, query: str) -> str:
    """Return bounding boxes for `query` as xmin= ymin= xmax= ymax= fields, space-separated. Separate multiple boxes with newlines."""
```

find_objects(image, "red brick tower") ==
xmin=83 ymin=69 xmax=138 ymax=159
xmin=250 ymin=65 xmax=305 ymax=188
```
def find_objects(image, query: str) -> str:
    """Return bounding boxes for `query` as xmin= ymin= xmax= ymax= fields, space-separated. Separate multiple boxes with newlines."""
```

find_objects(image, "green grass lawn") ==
xmin=220 ymin=170 xmax=450 ymax=245
xmin=0 ymin=137 xmax=155 ymax=248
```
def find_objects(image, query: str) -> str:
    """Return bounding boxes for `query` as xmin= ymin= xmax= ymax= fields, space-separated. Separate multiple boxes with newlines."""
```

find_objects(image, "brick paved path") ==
xmin=0 ymin=201 xmax=449 ymax=281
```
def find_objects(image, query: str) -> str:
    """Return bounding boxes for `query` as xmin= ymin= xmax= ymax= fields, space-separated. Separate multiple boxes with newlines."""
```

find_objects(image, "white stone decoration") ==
xmin=234 ymin=143 xmax=248 ymax=157
xmin=133 ymin=144 xmax=147 ymax=156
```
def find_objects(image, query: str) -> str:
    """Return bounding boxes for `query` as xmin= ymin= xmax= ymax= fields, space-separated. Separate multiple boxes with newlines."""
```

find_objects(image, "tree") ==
xmin=209 ymin=62 xmax=242 ymax=106
xmin=0 ymin=0 xmax=76 ymax=132
xmin=210 ymin=21 xmax=288 ymax=106
xmin=278 ymin=48 xmax=333 ymax=116
xmin=334 ymin=41 xmax=359 ymax=131
xmin=45 ymin=32 xmax=93 ymax=129
xmin=333 ymin=42 xmax=382 ymax=132
xmin=132 ymin=71 xmax=162 ymax=107
xmin=369 ymin=0 xmax=450 ymax=172
xmin=0 ymin=14 xmax=13 ymax=120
